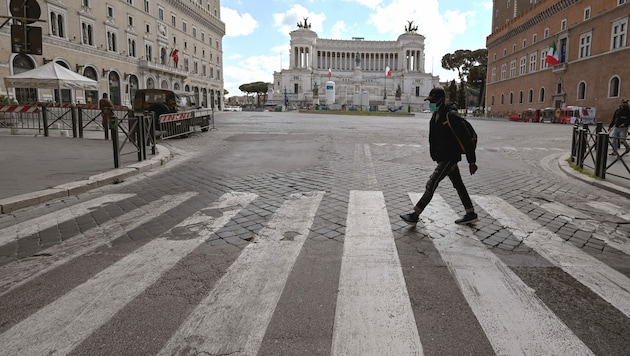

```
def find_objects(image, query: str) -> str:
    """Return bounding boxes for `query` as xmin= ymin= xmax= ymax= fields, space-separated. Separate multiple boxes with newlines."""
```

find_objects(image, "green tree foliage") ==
xmin=441 ymin=48 xmax=488 ymax=111
xmin=238 ymin=81 xmax=269 ymax=107
xmin=448 ymin=80 xmax=458 ymax=104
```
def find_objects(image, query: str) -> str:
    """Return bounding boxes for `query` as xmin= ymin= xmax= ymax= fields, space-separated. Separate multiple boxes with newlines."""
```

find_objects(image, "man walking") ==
xmin=400 ymin=87 xmax=479 ymax=225
xmin=99 ymin=93 xmax=114 ymax=129
xmin=609 ymin=98 xmax=630 ymax=154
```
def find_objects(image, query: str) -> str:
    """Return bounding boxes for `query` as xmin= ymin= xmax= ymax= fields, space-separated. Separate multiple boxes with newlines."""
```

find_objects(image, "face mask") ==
xmin=429 ymin=103 xmax=438 ymax=113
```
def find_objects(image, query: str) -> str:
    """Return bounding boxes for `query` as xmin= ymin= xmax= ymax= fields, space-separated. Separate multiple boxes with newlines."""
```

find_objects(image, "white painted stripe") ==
xmin=474 ymin=195 xmax=630 ymax=318
xmin=353 ymin=144 xmax=377 ymax=188
xmin=332 ymin=191 xmax=423 ymax=356
xmin=0 ymin=192 xmax=257 ymax=355
xmin=586 ymin=201 xmax=630 ymax=222
xmin=158 ymin=191 xmax=324 ymax=356
xmin=0 ymin=194 xmax=135 ymax=247
xmin=411 ymin=193 xmax=593 ymax=356
xmin=0 ymin=192 xmax=197 ymax=296
xmin=534 ymin=201 xmax=630 ymax=255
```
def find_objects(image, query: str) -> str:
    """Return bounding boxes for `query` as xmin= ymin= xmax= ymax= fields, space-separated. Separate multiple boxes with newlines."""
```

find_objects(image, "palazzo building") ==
xmin=268 ymin=20 xmax=439 ymax=111
xmin=0 ymin=0 xmax=225 ymax=109
xmin=486 ymin=0 xmax=630 ymax=120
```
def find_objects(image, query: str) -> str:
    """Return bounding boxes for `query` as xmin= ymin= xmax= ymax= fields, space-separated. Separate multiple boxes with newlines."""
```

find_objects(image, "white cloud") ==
xmin=221 ymin=7 xmax=258 ymax=37
xmin=223 ymin=55 xmax=281 ymax=97
xmin=343 ymin=0 xmax=384 ymax=10
xmin=273 ymin=4 xmax=326 ymax=37
xmin=331 ymin=21 xmax=348 ymax=39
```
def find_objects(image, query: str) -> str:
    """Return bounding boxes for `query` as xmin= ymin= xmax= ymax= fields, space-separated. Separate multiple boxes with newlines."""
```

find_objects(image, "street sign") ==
xmin=11 ymin=24 xmax=42 ymax=55
xmin=9 ymin=0 xmax=41 ymax=24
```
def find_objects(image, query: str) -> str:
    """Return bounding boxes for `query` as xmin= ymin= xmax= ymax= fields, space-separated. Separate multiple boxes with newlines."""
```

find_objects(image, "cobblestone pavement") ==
xmin=0 ymin=112 xmax=629 ymax=355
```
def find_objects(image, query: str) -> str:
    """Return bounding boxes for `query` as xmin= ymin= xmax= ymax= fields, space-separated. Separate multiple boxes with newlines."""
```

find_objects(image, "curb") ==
xmin=0 ymin=144 xmax=172 ymax=214
xmin=557 ymin=153 xmax=630 ymax=199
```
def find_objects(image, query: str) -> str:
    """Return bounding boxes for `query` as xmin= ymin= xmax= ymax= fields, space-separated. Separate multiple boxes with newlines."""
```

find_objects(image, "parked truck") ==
xmin=557 ymin=106 xmax=597 ymax=124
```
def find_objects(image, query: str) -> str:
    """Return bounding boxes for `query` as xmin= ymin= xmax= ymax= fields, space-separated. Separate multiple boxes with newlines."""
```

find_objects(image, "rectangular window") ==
xmin=520 ymin=57 xmax=527 ymax=75
xmin=501 ymin=64 xmax=507 ymax=80
xmin=529 ymin=53 xmax=537 ymax=72
xmin=128 ymin=16 xmax=134 ymax=27
xmin=584 ymin=7 xmax=591 ymax=21
xmin=561 ymin=19 xmax=567 ymax=31
xmin=491 ymin=67 xmax=496 ymax=82
xmin=127 ymin=0 xmax=133 ymax=5
xmin=579 ymin=32 xmax=592 ymax=58
xmin=522 ymin=39 xmax=527 ymax=48
xmin=81 ymin=22 xmax=93 ymax=45
xmin=145 ymin=44 xmax=152 ymax=61
xmin=107 ymin=6 xmax=114 ymax=18
xmin=82 ymin=0 xmax=90 ymax=7
xmin=510 ymin=60 xmax=516 ymax=78
xmin=544 ymin=27 xmax=549 ymax=39
xmin=158 ymin=7 xmax=164 ymax=20
xmin=145 ymin=23 xmax=150 ymax=34
xmin=144 ymin=0 xmax=149 ymax=12
xmin=619 ymin=0 xmax=626 ymax=5
xmin=182 ymin=21 xmax=187 ymax=33
xmin=540 ymin=49 xmax=549 ymax=69
xmin=611 ymin=18 xmax=628 ymax=50
xmin=533 ymin=33 xmax=537 ymax=44
xmin=171 ymin=14 xmax=176 ymax=27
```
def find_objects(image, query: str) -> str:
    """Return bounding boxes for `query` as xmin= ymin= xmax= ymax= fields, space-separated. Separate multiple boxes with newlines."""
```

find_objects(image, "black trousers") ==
xmin=414 ymin=161 xmax=474 ymax=214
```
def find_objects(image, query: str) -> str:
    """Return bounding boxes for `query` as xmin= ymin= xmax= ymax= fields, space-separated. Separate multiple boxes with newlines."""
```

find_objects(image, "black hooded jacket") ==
xmin=428 ymin=104 xmax=477 ymax=164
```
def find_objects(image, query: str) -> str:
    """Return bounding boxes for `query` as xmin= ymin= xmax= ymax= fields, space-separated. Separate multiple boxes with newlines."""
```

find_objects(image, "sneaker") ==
xmin=400 ymin=213 xmax=419 ymax=226
xmin=455 ymin=212 xmax=478 ymax=225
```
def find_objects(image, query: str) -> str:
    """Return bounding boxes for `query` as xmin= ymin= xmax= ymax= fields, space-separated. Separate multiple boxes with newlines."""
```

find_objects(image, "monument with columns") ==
xmin=268 ymin=19 xmax=439 ymax=111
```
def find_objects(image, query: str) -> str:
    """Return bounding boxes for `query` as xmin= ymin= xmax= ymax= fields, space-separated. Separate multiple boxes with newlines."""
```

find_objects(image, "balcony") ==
xmin=552 ymin=63 xmax=568 ymax=74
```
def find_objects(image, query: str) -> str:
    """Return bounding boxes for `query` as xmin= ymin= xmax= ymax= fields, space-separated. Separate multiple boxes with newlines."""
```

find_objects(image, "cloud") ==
xmin=273 ymin=4 xmax=326 ymax=37
xmin=343 ymin=0 xmax=384 ymax=10
xmin=331 ymin=21 xmax=348 ymax=39
xmin=223 ymin=55 xmax=281 ymax=96
xmin=221 ymin=7 xmax=258 ymax=37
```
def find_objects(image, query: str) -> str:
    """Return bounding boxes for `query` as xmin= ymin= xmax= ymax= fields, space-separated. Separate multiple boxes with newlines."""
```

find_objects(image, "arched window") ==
xmin=519 ymin=90 xmax=523 ymax=104
xmin=146 ymin=77 xmax=155 ymax=89
xmin=12 ymin=54 xmax=37 ymax=103
xmin=501 ymin=93 xmax=505 ymax=105
xmin=539 ymin=87 xmax=546 ymax=103
xmin=491 ymin=95 xmax=495 ymax=106
xmin=609 ymin=76 xmax=620 ymax=98
xmin=577 ymin=81 xmax=587 ymax=100
xmin=528 ymin=89 xmax=534 ymax=103
xmin=509 ymin=92 xmax=514 ymax=105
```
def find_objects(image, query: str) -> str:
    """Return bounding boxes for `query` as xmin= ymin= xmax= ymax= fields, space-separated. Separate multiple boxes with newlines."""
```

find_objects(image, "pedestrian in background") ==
xmin=400 ymin=87 xmax=479 ymax=226
xmin=609 ymin=98 xmax=630 ymax=154
xmin=99 ymin=93 xmax=114 ymax=129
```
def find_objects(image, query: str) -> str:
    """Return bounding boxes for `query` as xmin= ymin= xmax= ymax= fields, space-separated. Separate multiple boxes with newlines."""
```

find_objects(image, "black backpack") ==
xmin=446 ymin=112 xmax=477 ymax=154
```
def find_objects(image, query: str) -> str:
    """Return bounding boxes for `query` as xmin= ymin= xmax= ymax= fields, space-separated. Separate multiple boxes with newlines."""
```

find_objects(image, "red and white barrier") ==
xmin=0 ymin=105 xmax=40 ymax=113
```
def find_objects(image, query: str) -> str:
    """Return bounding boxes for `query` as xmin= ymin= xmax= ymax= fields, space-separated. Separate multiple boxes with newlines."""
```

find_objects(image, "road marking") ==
xmin=474 ymin=195 xmax=630 ymax=318
xmin=158 ymin=191 xmax=324 ymax=356
xmin=332 ymin=191 xmax=423 ymax=356
xmin=586 ymin=201 xmax=630 ymax=222
xmin=411 ymin=193 xmax=593 ymax=356
xmin=0 ymin=192 xmax=197 ymax=295
xmin=534 ymin=201 xmax=630 ymax=255
xmin=0 ymin=192 xmax=257 ymax=356
xmin=353 ymin=143 xmax=377 ymax=188
xmin=0 ymin=194 xmax=135 ymax=247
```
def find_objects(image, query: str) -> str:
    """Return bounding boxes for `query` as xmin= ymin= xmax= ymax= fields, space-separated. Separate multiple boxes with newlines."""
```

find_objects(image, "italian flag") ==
xmin=328 ymin=68 xmax=332 ymax=78
xmin=385 ymin=66 xmax=392 ymax=76
xmin=545 ymin=41 xmax=560 ymax=66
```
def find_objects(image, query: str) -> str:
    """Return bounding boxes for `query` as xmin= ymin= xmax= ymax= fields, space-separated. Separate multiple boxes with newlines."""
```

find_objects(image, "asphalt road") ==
xmin=0 ymin=111 xmax=628 ymax=355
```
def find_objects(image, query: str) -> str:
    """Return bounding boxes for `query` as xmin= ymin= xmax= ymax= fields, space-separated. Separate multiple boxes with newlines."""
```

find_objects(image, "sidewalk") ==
xmin=0 ymin=131 xmax=171 ymax=214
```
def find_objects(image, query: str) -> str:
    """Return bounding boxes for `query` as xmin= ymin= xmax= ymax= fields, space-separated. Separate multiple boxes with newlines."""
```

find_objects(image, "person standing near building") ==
xmin=609 ymin=99 xmax=630 ymax=154
xmin=400 ymin=87 xmax=479 ymax=226
xmin=99 ymin=93 xmax=114 ymax=129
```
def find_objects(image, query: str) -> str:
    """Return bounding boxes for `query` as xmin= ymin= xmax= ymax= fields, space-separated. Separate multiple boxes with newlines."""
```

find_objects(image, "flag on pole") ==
xmin=172 ymin=49 xmax=179 ymax=66
xmin=545 ymin=41 xmax=560 ymax=66
xmin=386 ymin=66 xmax=392 ymax=77
xmin=328 ymin=68 xmax=332 ymax=78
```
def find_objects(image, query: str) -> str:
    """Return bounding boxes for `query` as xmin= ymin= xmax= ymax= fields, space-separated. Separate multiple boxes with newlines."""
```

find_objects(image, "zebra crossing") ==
xmin=0 ymin=190 xmax=628 ymax=355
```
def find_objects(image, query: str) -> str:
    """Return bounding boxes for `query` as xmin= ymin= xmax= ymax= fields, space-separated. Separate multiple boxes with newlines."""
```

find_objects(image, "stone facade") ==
xmin=0 ymin=0 xmax=225 ymax=109
xmin=268 ymin=21 xmax=439 ymax=111
xmin=487 ymin=0 xmax=630 ymax=121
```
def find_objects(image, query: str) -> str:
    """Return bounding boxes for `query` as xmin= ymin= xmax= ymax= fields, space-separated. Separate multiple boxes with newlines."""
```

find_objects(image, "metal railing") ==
xmin=570 ymin=123 xmax=629 ymax=181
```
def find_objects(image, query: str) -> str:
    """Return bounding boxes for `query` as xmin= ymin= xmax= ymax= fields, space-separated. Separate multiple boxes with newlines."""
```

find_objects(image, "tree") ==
xmin=448 ymin=80 xmax=457 ymax=104
xmin=441 ymin=48 xmax=488 ymax=112
xmin=239 ymin=81 xmax=269 ymax=108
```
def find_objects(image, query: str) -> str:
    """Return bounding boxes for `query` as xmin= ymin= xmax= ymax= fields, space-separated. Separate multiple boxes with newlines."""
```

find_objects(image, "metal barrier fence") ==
xmin=109 ymin=111 xmax=157 ymax=168
xmin=570 ymin=123 xmax=629 ymax=181
xmin=157 ymin=108 xmax=215 ymax=140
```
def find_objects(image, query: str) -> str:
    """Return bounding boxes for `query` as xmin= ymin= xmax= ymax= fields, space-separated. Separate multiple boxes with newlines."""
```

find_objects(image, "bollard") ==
xmin=149 ymin=112 xmax=157 ymax=155
xmin=78 ymin=107 xmax=84 ymax=138
xmin=137 ymin=113 xmax=146 ymax=161
xmin=576 ymin=127 xmax=587 ymax=169
xmin=71 ymin=104 xmax=78 ymax=138
xmin=595 ymin=122 xmax=603 ymax=134
xmin=570 ymin=124 xmax=579 ymax=162
xmin=595 ymin=132 xmax=608 ymax=178
xmin=41 ymin=104 xmax=49 ymax=137
xmin=111 ymin=116 xmax=120 ymax=168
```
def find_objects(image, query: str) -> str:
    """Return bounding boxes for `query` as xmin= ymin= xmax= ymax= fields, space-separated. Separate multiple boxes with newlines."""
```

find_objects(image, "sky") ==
xmin=220 ymin=0 xmax=493 ymax=97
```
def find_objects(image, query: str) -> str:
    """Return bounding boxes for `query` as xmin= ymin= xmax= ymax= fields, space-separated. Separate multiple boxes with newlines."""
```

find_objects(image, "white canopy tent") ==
xmin=4 ymin=61 xmax=98 ymax=90
xmin=4 ymin=61 xmax=99 ymax=104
